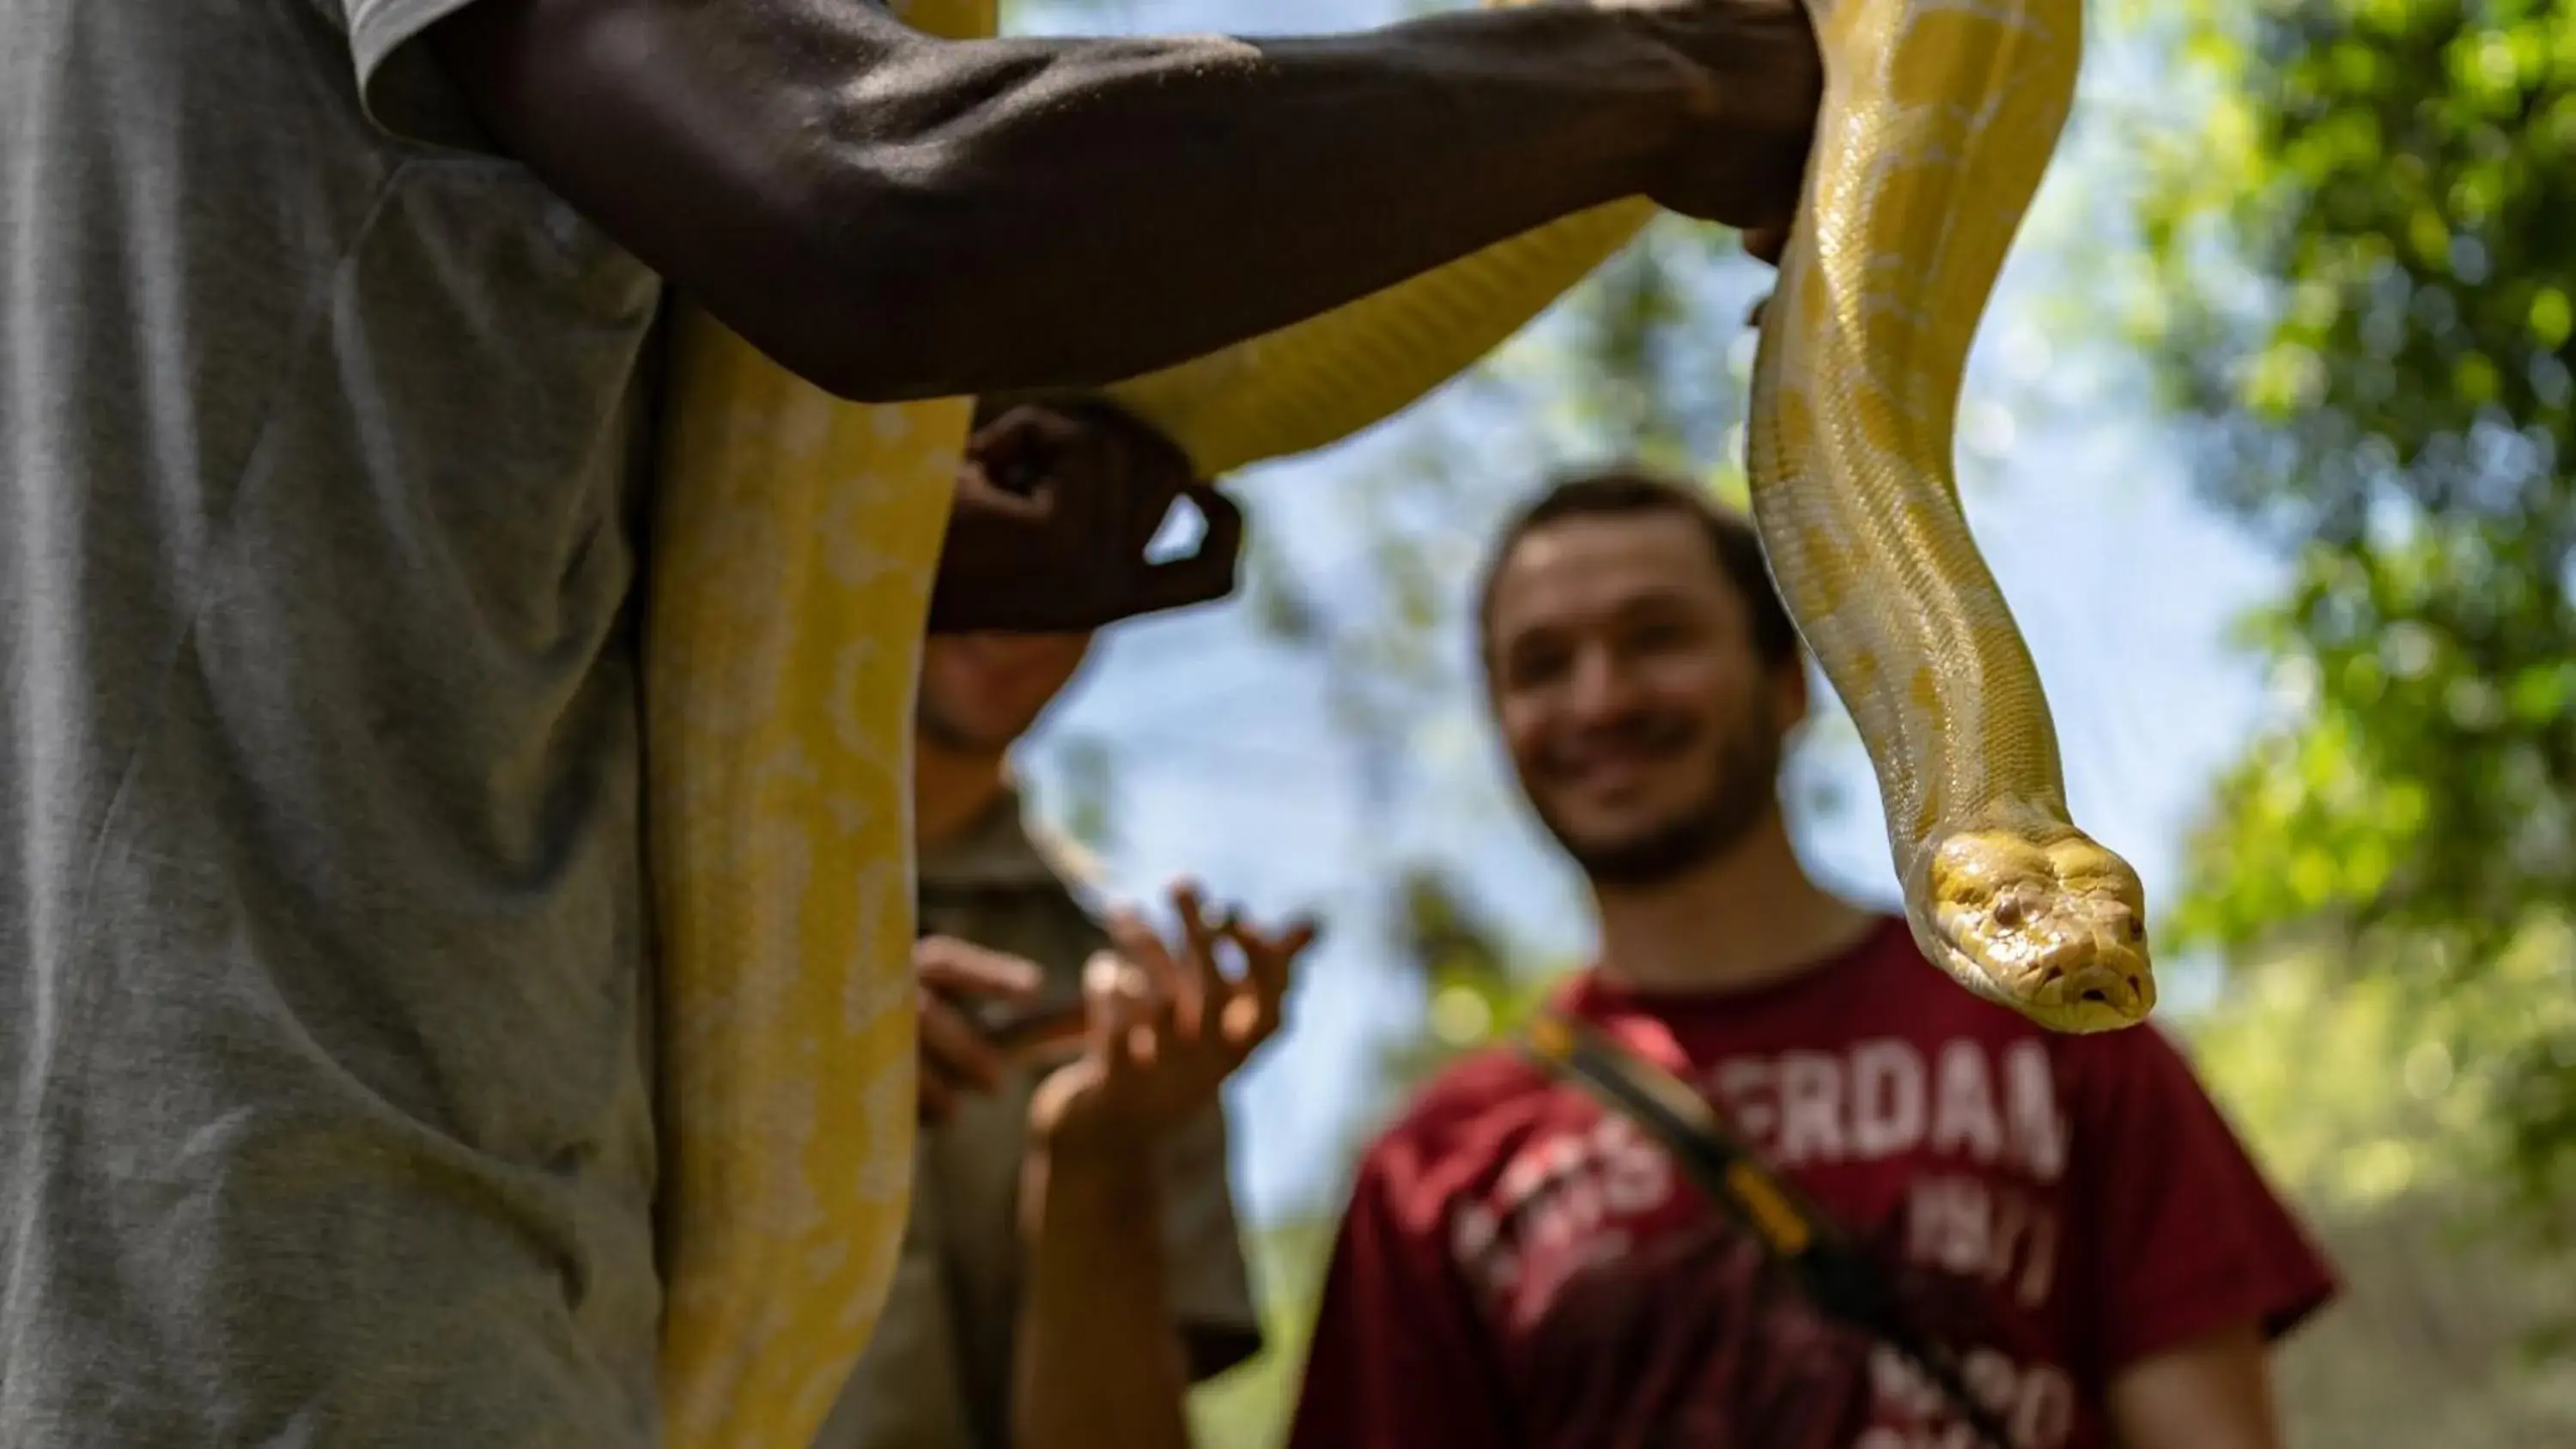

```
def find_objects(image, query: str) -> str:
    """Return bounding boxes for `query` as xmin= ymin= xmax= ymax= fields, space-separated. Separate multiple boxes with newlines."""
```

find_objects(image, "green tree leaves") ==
xmin=2133 ymin=0 xmax=2576 ymax=1246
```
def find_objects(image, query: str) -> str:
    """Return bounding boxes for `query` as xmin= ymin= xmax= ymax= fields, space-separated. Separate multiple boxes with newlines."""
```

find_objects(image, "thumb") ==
xmin=1079 ymin=951 xmax=1133 ymax=1054
xmin=951 ymin=464 xmax=1054 ymax=524
xmin=1116 ymin=486 xmax=1247 ymax=621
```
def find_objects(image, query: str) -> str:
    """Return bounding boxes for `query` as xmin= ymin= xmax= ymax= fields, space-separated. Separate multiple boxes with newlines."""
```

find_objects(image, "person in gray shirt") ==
xmin=0 ymin=0 xmax=1820 ymax=1442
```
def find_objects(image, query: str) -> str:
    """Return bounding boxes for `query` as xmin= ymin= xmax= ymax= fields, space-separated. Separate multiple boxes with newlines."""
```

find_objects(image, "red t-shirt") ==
xmin=1288 ymin=916 xmax=2338 ymax=1449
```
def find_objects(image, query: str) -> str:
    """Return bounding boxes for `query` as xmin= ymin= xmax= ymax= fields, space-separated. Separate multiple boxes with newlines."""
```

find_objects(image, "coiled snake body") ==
xmin=644 ymin=0 xmax=2154 ymax=1443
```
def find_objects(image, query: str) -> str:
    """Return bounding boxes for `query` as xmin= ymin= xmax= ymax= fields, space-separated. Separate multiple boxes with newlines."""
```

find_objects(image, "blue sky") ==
xmin=1001 ymin=0 xmax=2288 ymax=1222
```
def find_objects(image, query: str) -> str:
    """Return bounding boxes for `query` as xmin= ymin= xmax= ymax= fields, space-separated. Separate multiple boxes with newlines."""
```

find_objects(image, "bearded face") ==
xmin=1484 ymin=513 xmax=1801 ymax=888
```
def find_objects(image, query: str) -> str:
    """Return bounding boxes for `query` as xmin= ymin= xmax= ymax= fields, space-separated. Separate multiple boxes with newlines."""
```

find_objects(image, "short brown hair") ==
xmin=1473 ymin=465 xmax=1801 ymax=670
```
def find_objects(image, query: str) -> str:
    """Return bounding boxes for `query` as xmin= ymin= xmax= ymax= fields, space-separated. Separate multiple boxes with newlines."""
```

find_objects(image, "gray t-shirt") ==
xmin=2 ymin=1 xmax=671 ymax=1442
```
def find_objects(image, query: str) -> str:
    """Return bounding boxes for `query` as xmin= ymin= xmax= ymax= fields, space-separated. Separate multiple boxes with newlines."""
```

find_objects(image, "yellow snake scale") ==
xmin=643 ymin=0 xmax=2154 ymax=1442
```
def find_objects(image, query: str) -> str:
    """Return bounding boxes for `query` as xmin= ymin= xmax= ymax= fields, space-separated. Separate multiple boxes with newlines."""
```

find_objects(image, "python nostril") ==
xmin=2070 ymin=970 xmax=2151 ymax=1017
xmin=2044 ymin=955 xmax=2142 ymax=1015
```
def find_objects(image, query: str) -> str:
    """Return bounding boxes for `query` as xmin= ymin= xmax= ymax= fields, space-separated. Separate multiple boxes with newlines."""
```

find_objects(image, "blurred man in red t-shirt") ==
xmin=1286 ymin=468 xmax=2338 ymax=1449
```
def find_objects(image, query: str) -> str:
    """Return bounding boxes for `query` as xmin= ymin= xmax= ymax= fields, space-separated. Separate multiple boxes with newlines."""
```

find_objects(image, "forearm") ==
xmin=2105 ymin=1325 xmax=2285 ymax=1449
xmin=1013 ymin=1138 xmax=1192 ymax=1449
xmin=433 ymin=0 xmax=1704 ymax=402
xmin=801 ymin=12 xmax=1698 ymax=399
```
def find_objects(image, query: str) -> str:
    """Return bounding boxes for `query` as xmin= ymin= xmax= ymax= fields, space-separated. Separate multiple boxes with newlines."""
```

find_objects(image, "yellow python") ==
xmin=643 ymin=0 xmax=2151 ymax=1443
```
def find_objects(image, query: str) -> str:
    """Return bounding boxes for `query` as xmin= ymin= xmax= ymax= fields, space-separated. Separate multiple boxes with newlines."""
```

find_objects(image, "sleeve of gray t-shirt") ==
xmin=303 ymin=0 xmax=504 ymax=153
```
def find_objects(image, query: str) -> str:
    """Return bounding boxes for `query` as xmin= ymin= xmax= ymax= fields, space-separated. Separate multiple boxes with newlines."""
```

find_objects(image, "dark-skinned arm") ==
xmin=427 ymin=0 xmax=1816 ymax=403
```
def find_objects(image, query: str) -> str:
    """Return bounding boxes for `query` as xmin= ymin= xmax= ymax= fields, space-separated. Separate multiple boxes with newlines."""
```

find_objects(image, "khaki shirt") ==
xmin=812 ymin=790 xmax=1262 ymax=1449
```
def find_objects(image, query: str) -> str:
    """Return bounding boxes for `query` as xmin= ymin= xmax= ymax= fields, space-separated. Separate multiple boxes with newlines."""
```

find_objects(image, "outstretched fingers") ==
xmin=1167 ymin=878 xmax=1227 ymax=1036
xmin=1217 ymin=914 xmax=1316 ymax=1064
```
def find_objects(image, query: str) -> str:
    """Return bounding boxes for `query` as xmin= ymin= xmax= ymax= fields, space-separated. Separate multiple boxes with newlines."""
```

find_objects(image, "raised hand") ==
xmin=1027 ymin=882 xmax=1318 ymax=1152
xmin=927 ymin=402 xmax=1245 ymax=634
xmin=1623 ymin=0 xmax=1823 ymax=239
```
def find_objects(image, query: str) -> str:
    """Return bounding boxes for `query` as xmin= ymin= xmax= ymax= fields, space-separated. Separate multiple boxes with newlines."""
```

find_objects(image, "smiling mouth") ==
xmin=1567 ymin=751 xmax=1658 ymax=784
xmin=1556 ymin=732 xmax=1694 ymax=784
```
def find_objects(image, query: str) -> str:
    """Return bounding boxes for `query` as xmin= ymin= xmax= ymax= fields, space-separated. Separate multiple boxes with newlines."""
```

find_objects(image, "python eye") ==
xmin=1992 ymin=894 xmax=2027 ymax=930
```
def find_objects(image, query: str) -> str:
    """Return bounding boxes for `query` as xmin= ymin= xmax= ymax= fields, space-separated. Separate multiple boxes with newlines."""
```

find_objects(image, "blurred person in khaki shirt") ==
xmin=815 ymin=596 xmax=1311 ymax=1449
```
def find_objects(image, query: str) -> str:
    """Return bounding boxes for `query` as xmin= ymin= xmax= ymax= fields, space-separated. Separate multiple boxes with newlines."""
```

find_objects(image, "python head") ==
xmin=1917 ymin=822 xmax=2157 ymax=1034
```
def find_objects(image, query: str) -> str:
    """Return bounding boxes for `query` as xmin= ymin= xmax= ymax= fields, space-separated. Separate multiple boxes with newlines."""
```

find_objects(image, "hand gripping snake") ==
xmin=643 ymin=0 xmax=2154 ymax=1443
